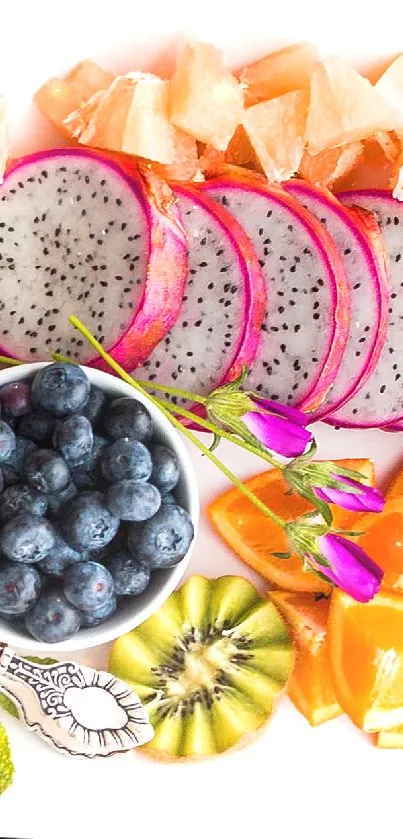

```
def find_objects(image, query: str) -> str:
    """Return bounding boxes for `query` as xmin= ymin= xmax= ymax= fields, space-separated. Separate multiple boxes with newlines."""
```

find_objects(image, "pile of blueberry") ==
xmin=0 ymin=363 xmax=194 ymax=643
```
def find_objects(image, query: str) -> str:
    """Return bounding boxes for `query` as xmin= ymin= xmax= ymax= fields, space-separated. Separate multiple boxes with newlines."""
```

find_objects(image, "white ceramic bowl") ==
xmin=0 ymin=362 xmax=199 ymax=652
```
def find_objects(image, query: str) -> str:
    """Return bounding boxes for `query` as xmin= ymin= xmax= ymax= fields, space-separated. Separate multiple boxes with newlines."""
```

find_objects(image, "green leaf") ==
xmin=208 ymin=433 xmax=221 ymax=454
xmin=290 ymin=438 xmax=318 ymax=466
xmin=0 ymin=657 xmax=57 ymax=720
xmin=271 ymin=551 xmax=292 ymax=559
xmin=0 ymin=723 xmax=14 ymax=795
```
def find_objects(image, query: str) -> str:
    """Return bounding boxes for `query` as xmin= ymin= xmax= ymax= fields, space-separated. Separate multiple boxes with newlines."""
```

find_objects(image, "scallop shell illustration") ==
xmin=0 ymin=646 xmax=154 ymax=758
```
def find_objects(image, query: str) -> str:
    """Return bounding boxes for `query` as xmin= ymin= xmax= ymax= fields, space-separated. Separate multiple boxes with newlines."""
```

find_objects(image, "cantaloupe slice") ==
xmin=240 ymin=42 xmax=318 ymax=107
xmin=34 ymin=60 xmax=115 ymax=137
xmin=299 ymin=142 xmax=363 ymax=189
xmin=306 ymin=56 xmax=403 ymax=155
xmin=168 ymin=42 xmax=244 ymax=150
xmin=243 ymin=89 xmax=309 ymax=181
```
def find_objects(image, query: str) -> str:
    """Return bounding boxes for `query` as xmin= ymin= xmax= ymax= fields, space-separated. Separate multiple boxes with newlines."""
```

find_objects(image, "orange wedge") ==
xmin=168 ymin=42 xmax=244 ymax=150
xmin=329 ymin=589 xmax=403 ymax=731
xmin=240 ymin=42 xmax=318 ymax=107
xmin=208 ymin=458 xmax=374 ymax=594
xmin=386 ymin=462 xmax=403 ymax=500
xmin=299 ymin=142 xmax=363 ymax=189
xmin=271 ymin=591 xmax=342 ymax=725
xmin=243 ymin=89 xmax=309 ymax=181
xmin=305 ymin=56 xmax=403 ymax=155
xmin=34 ymin=60 xmax=114 ymax=137
xmin=349 ymin=497 xmax=403 ymax=593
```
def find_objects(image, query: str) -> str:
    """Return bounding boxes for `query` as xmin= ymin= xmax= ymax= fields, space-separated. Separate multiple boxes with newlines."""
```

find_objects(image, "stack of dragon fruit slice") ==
xmin=1 ymin=146 xmax=403 ymax=431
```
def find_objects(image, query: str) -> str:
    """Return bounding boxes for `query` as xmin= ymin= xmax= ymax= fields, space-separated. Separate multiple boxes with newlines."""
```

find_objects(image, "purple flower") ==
xmin=314 ymin=474 xmax=385 ymax=513
xmin=242 ymin=397 xmax=313 ymax=458
xmin=311 ymin=533 xmax=383 ymax=603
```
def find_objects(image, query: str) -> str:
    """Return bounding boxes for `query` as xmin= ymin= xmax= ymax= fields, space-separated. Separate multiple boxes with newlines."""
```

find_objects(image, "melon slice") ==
xmin=34 ymin=60 xmax=115 ymax=137
xmin=306 ymin=56 xmax=403 ymax=155
xmin=168 ymin=43 xmax=244 ymax=150
xmin=240 ymin=42 xmax=318 ymax=107
xmin=243 ymin=89 xmax=309 ymax=181
xmin=299 ymin=142 xmax=363 ymax=189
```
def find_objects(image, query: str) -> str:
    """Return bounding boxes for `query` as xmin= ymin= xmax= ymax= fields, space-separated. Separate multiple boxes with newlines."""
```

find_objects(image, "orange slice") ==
xmin=305 ymin=56 xmax=403 ymax=155
xmin=349 ymin=497 xmax=403 ymax=593
xmin=240 ymin=42 xmax=318 ymax=107
xmin=243 ymin=89 xmax=309 ymax=181
xmin=271 ymin=591 xmax=342 ymax=725
xmin=34 ymin=60 xmax=114 ymax=137
xmin=299 ymin=142 xmax=363 ymax=189
xmin=329 ymin=589 xmax=403 ymax=731
xmin=386 ymin=462 xmax=403 ymax=500
xmin=168 ymin=42 xmax=244 ymax=150
xmin=376 ymin=728 xmax=403 ymax=748
xmin=208 ymin=458 xmax=374 ymax=594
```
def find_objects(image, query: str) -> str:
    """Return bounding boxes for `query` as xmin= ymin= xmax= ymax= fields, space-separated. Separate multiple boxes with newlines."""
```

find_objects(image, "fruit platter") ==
xmin=3 ymin=5 xmax=403 ymax=838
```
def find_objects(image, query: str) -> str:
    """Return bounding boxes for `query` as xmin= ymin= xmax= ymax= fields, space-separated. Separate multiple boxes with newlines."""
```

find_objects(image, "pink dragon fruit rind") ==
xmin=285 ymin=180 xmax=390 ymax=422
xmin=172 ymin=182 xmax=266 ymax=423
xmin=202 ymin=175 xmax=351 ymax=415
xmin=332 ymin=189 xmax=401 ymax=429
xmin=3 ymin=148 xmax=188 ymax=372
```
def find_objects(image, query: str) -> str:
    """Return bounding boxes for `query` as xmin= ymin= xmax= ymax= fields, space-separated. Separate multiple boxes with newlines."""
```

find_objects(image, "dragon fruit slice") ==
xmin=201 ymin=173 xmax=350 ymax=412
xmin=284 ymin=180 xmax=390 ymax=421
xmin=0 ymin=148 xmax=187 ymax=367
xmin=132 ymin=182 xmax=265 ymax=403
xmin=330 ymin=190 xmax=403 ymax=427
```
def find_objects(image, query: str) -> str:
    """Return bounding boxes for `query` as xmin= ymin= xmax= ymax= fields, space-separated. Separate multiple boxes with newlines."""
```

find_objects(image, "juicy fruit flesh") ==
xmin=0 ymin=153 xmax=150 ymax=362
xmin=133 ymin=192 xmax=246 ymax=401
xmin=285 ymin=183 xmax=385 ymax=416
xmin=109 ymin=575 xmax=293 ymax=758
xmin=204 ymin=183 xmax=337 ymax=405
xmin=329 ymin=590 xmax=403 ymax=731
xmin=352 ymin=498 xmax=403 ymax=592
xmin=240 ymin=42 xmax=318 ymax=107
xmin=334 ymin=193 xmax=403 ymax=425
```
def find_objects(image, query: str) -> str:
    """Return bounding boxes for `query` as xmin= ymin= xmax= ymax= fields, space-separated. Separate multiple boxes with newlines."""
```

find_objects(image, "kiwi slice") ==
xmin=109 ymin=575 xmax=294 ymax=759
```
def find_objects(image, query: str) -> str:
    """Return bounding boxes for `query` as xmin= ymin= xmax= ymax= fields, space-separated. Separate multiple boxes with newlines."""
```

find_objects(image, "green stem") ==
xmin=69 ymin=316 xmax=286 ymax=529
xmin=51 ymin=352 xmax=207 ymax=406
xmin=0 ymin=355 xmax=23 ymax=367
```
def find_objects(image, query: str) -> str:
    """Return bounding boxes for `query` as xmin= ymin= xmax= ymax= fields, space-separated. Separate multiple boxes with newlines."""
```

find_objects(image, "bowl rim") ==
xmin=0 ymin=362 xmax=200 ymax=653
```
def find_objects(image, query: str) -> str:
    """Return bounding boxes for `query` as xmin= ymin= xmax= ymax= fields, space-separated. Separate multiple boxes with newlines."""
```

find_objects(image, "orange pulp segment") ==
xmin=305 ymin=56 xmax=403 ymax=155
xmin=34 ymin=60 xmax=114 ymax=137
xmin=208 ymin=459 xmax=374 ymax=594
xmin=299 ymin=142 xmax=363 ymax=189
xmin=240 ymin=42 xmax=318 ymax=107
xmin=168 ymin=42 xmax=244 ymax=150
xmin=329 ymin=589 xmax=403 ymax=731
xmin=376 ymin=54 xmax=403 ymax=114
xmin=270 ymin=591 xmax=342 ymax=725
xmin=243 ymin=89 xmax=309 ymax=181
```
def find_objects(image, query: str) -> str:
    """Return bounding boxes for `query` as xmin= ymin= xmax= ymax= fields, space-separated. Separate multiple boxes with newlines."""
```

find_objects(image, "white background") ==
xmin=1 ymin=3 xmax=403 ymax=837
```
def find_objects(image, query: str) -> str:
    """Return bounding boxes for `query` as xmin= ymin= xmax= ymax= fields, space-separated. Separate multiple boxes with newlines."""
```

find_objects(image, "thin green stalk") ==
xmin=69 ymin=316 xmax=286 ymax=529
xmin=0 ymin=355 xmax=23 ymax=367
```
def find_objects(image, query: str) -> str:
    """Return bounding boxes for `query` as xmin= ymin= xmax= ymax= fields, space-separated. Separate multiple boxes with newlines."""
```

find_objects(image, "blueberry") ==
xmin=149 ymin=444 xmax=180 ymax=493
xmin=101 ymin=439 xmax=152 ymax=483
xmin=63 ymin=561 xmax=115 ymax=611
xmin=3 ymin=437 xmax=37 ymax=485
xmin=0 ymin=610 xmax=24 ymax=624
xmin=53 ymin=415 xmax=93 ymax=467
xmin=0 ymin=468 xmax=3 ymax=495
xmin=79 ymin=594 xmax=117 ymax=627
xmin=107 ymin=552 xmax=150 ymax=596
xmin=0 ymin=382 xmax=32 ymax=419
xmin=160 ymin=492 xmax=177 ymax=506
xmin=25 ymin=590 xmax=81 ymax=643
xmin=32 ymin=363 xmax=90 ymax=418
xmin=129 ymin=504 xmax=194 ymax=568
xmin=107 ymin=480 xmax=161 ymax=521
xmin=18 ymin=409 xmax=56 ymax=443
xmin=79 ymin=385 xmax=106 ymax=426
xmin=61 ymin=491 xmax=120 ymax=551
xmin=1 ymin=513 xmax=55 ymax=563
xmin=0 ymin=421 xmax=16 ymax=462
xmin=46 ymin=482 xmax=78 ymax=516
xmin=0 ymin=562 xmax=41 ymax=614
xmin=38 ymin=529 xmax=84 ymax=578
xmin=71 ymin=435 xmax=108 ymax=490
xmin=103 ymin=397 xmax=152 ymax=443
xmin=0 ymin=484 xmax=49 ymax=523
xmin=24 ymin=448 xmax=70 ymax=493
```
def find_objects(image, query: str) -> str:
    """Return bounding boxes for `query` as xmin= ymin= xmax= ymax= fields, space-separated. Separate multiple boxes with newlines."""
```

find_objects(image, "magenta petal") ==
xmin=316 ymin=533 xmax=383 ymax=603
xmin=243 ymin=411 xmax=313 ymax=457
xmin=251 ymin=396 xmax=309 ymax=427
xmin=315 ymin=480 xmax=385 ymax=513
